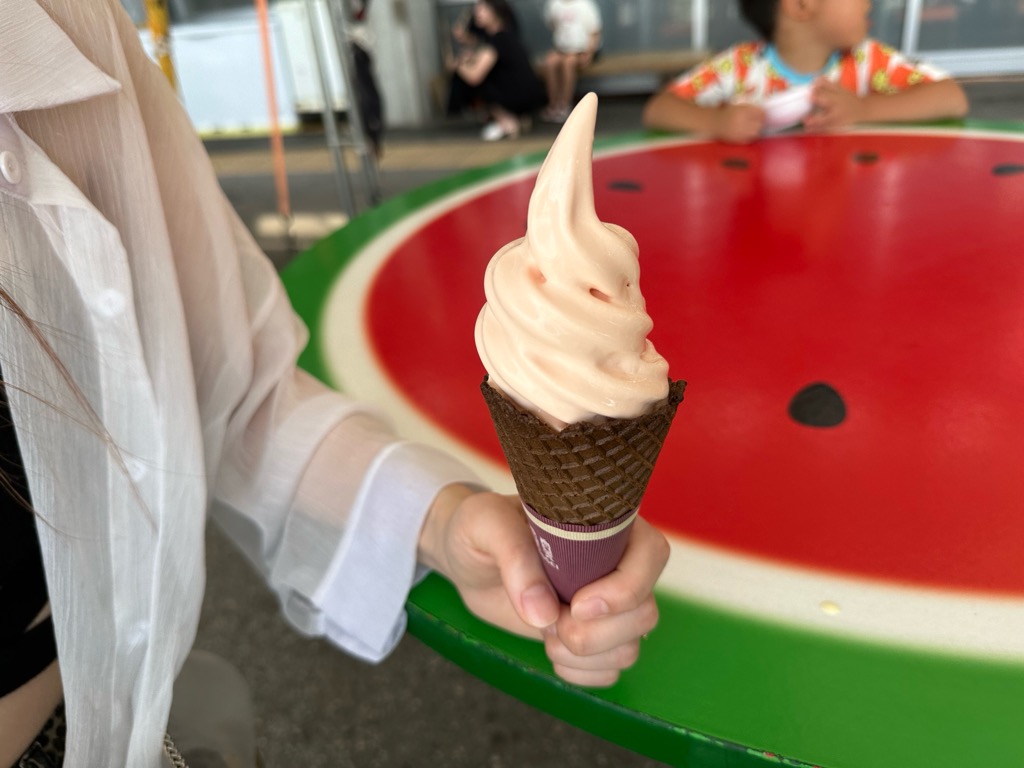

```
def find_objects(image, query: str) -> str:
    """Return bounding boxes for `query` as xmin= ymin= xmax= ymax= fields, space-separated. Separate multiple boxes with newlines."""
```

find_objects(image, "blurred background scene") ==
xmin=122 ymin=0 xmax=1022 ymax=134
xmin=114 ymin=1 xmax=1023 ymax=766
xmin=120 ymin=0 xmax=1023 ymax=265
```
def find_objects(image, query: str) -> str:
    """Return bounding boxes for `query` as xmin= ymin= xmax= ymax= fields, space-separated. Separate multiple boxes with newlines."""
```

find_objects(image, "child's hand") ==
xmin=805 ymin=79 xmax=866 ymax=130
xmin=712 ymin=103 xmax=765 ymax=144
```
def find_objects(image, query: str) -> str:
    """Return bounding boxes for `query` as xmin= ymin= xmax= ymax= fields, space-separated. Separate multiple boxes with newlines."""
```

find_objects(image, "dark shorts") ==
xmin=11 ymin=703 xmax=65 ymax=768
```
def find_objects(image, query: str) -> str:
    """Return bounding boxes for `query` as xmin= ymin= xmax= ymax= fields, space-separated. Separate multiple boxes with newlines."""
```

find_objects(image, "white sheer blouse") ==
xmin=0 ymin=1 xmax=479 ymax=765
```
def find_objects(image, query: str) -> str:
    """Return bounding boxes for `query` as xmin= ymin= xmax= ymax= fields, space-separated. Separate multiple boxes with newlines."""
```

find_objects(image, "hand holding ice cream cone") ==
xmin=417 ymin=485 xmax=668 ymax=687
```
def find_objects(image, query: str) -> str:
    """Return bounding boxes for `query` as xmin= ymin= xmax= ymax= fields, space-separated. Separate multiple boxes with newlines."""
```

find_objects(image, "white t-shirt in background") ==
xmin=544 ymin=0 xmax=602 ymax=53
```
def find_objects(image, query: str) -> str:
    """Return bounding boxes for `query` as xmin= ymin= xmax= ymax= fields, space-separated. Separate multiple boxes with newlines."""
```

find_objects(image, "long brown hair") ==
xmin=0 ymin=285 xmax=146 ymax=524
xmin=477 ymin=0 xmax=521 ymax=36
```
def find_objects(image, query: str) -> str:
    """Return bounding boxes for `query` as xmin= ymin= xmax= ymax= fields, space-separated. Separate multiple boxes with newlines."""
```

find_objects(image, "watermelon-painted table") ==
xmin=281 ymin=123 xmax=1024 ymax=768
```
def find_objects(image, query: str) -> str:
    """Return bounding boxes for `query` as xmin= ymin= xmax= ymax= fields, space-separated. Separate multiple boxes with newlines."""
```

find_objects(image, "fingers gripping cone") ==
xmin=475 ymin=93 xmax=685 ymax=602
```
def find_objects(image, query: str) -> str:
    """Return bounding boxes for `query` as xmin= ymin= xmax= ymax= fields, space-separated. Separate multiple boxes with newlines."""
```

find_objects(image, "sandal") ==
xmin=481 ymin=120 xmax=519 ymax=141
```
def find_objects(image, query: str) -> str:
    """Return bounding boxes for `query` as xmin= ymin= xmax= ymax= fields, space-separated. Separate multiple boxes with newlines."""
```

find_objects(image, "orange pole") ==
xmin=254 ymin=0 xmax=292 ymax=220
xmin=144 ymin=0 xmax=177 ymax=89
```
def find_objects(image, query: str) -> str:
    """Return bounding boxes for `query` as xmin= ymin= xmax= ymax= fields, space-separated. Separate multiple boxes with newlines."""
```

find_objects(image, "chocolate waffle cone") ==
xmin=480 ymin=377 xmax=685 ymax=526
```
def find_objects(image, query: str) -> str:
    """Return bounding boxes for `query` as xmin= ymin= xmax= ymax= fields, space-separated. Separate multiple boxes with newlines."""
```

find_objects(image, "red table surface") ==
xmin=367 ymin=131 xmax=1024 ymax=594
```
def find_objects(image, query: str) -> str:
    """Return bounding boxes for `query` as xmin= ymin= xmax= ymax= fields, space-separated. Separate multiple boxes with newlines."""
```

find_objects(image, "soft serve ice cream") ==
xmin=475 ymin=92 xmax=669 ymax=431
xmin=474 ymin=93 xmax=685 ymax=602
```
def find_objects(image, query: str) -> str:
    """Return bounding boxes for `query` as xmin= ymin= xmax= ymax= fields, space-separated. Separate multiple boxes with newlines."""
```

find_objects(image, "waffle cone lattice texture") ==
xmin=481 ymin=377 xmax=685 ymax=525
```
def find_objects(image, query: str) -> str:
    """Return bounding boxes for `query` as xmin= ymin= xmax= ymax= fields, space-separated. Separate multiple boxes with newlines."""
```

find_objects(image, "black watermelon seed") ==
xmin=853 ymin=151 xmax=879 ymax=164
xmin=721 ymin=157 xmax=749 ymax=169
xmin=609 ymin=179 xmax=643 ymax=191
xmin=789 ymin=383 xmax=846 ymax=428
xmin=993 ymin=163 xmax=1024 ymax=176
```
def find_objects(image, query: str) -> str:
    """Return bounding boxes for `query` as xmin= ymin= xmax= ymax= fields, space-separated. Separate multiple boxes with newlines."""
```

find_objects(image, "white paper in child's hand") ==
xmin=761 ymin=85 xmax=814 ymax=133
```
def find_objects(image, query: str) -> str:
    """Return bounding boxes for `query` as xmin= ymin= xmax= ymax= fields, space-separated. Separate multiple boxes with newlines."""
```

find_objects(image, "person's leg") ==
xmin=352 ymin=43 xmax=384 ymax=158
xmin=558 ymin=53 xmax=583 ymax=112
xmin=13 ymin=703 xmax=65 ymax=768
xmin=543 ymin=50 xmax=583 ymax=118
xmin=542 ymin=50 xmax=568 ymax=121
xmin=543 ymin=49 xmax=560 ymax=108
xmin=446 ymin=72 xmax=482 ymax=118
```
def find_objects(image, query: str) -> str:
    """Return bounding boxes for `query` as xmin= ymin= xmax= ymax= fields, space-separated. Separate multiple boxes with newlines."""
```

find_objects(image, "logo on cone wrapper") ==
xmin=531 ymin=529 xmax=560 ymax=570
xmin=523 ymin=503 xmax=639 ymax=602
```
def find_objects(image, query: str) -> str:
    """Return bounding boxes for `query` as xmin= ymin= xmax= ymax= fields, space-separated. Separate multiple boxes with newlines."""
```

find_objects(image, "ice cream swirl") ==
xmin=475 ymin=93 xmax=669 ymax=430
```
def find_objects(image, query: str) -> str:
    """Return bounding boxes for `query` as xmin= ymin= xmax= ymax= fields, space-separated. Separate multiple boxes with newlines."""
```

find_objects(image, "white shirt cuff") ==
xmin=295 ymin=442 xmax=483 ymax=662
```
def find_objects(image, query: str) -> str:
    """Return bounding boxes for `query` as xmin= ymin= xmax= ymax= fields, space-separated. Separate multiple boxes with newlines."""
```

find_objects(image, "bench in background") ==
xmin=577 ymin=48 xmax=708 ymax=85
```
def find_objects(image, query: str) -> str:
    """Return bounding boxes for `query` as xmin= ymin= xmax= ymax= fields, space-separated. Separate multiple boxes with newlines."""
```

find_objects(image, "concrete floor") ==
xmin=199 ymin=526 xmax=666 ymax=768
xmin=199 ymin=83 xmax=1024 ymax=767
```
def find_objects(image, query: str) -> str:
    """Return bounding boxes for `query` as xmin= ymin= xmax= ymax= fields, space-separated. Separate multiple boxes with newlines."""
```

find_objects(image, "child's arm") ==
xmin=806 ymin=78 xmax=968 ymax=130
xmin=643 ymin=89 xmax=766 ymax=144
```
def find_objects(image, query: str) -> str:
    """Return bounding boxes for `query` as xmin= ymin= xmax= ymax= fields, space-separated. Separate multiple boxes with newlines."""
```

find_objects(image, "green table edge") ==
xmin=407 ymin=575 xmax=819 ymax=768
xmin=280 ymin=120 xmax=1024 ymax=768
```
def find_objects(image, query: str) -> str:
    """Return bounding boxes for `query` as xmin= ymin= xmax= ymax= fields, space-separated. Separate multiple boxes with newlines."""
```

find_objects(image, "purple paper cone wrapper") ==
xmin=523 ymin=502 xmax=637 ymax=603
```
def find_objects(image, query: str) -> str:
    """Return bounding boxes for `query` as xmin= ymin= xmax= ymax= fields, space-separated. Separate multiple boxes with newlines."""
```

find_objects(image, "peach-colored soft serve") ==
xmin=475 ymin=93 xmax=669 ymax=430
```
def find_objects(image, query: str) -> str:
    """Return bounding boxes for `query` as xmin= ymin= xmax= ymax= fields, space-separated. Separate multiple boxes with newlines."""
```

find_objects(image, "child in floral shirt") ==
xmin=643 ymin=0 xmax=968 ymax=143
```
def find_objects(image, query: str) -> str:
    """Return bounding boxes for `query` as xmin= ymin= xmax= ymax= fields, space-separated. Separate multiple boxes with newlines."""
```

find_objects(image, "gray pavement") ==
xmin=199 ymin=82 xmax=1024 ymax=767
xmin=200 ymin=525 xmax=667 ymax=768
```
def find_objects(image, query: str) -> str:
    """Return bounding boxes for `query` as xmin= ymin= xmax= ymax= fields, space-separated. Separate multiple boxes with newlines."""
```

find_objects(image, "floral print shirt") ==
xmin=669 ymin=39 xmax=950 ymax=105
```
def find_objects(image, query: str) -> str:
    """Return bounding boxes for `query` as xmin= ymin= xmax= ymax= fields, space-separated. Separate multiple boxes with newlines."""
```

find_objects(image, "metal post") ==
xmin=637 ymin=0 xmax=654 ymax=51
xmin=324 ymin=0 xmax=381 ymax=205
xmin=692 ymin=0 xmax=709 ymax=53
xmin=305 ymin=0 xmax=358 ymax=218
xmin=903 ymin=0 xmax=923 ymax=55
xmin=254 ymin=0 xmax=292 ymax=223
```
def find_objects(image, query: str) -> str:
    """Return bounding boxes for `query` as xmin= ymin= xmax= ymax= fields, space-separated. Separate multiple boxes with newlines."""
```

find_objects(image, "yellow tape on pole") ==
xmin=144 ymin=0 xmax=177 ymax=89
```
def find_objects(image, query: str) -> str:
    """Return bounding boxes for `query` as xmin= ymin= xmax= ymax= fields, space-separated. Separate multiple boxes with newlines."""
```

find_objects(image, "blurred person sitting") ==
xmin=643 ymin=0 xmax=968 ymax=144
xmin=446 ymin=0 xmax=547 ymax=141
xmin=541 ymin=0 xmax=603 ymax=123
xmin=348 ymin=0 xmax=385 ymax=159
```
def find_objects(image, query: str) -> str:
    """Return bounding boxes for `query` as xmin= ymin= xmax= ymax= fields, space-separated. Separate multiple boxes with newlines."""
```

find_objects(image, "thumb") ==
xmin=491 ymin=515 xmax=560 ymax=629
xmin=517 ymin=578 xmax=560 ymax=631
